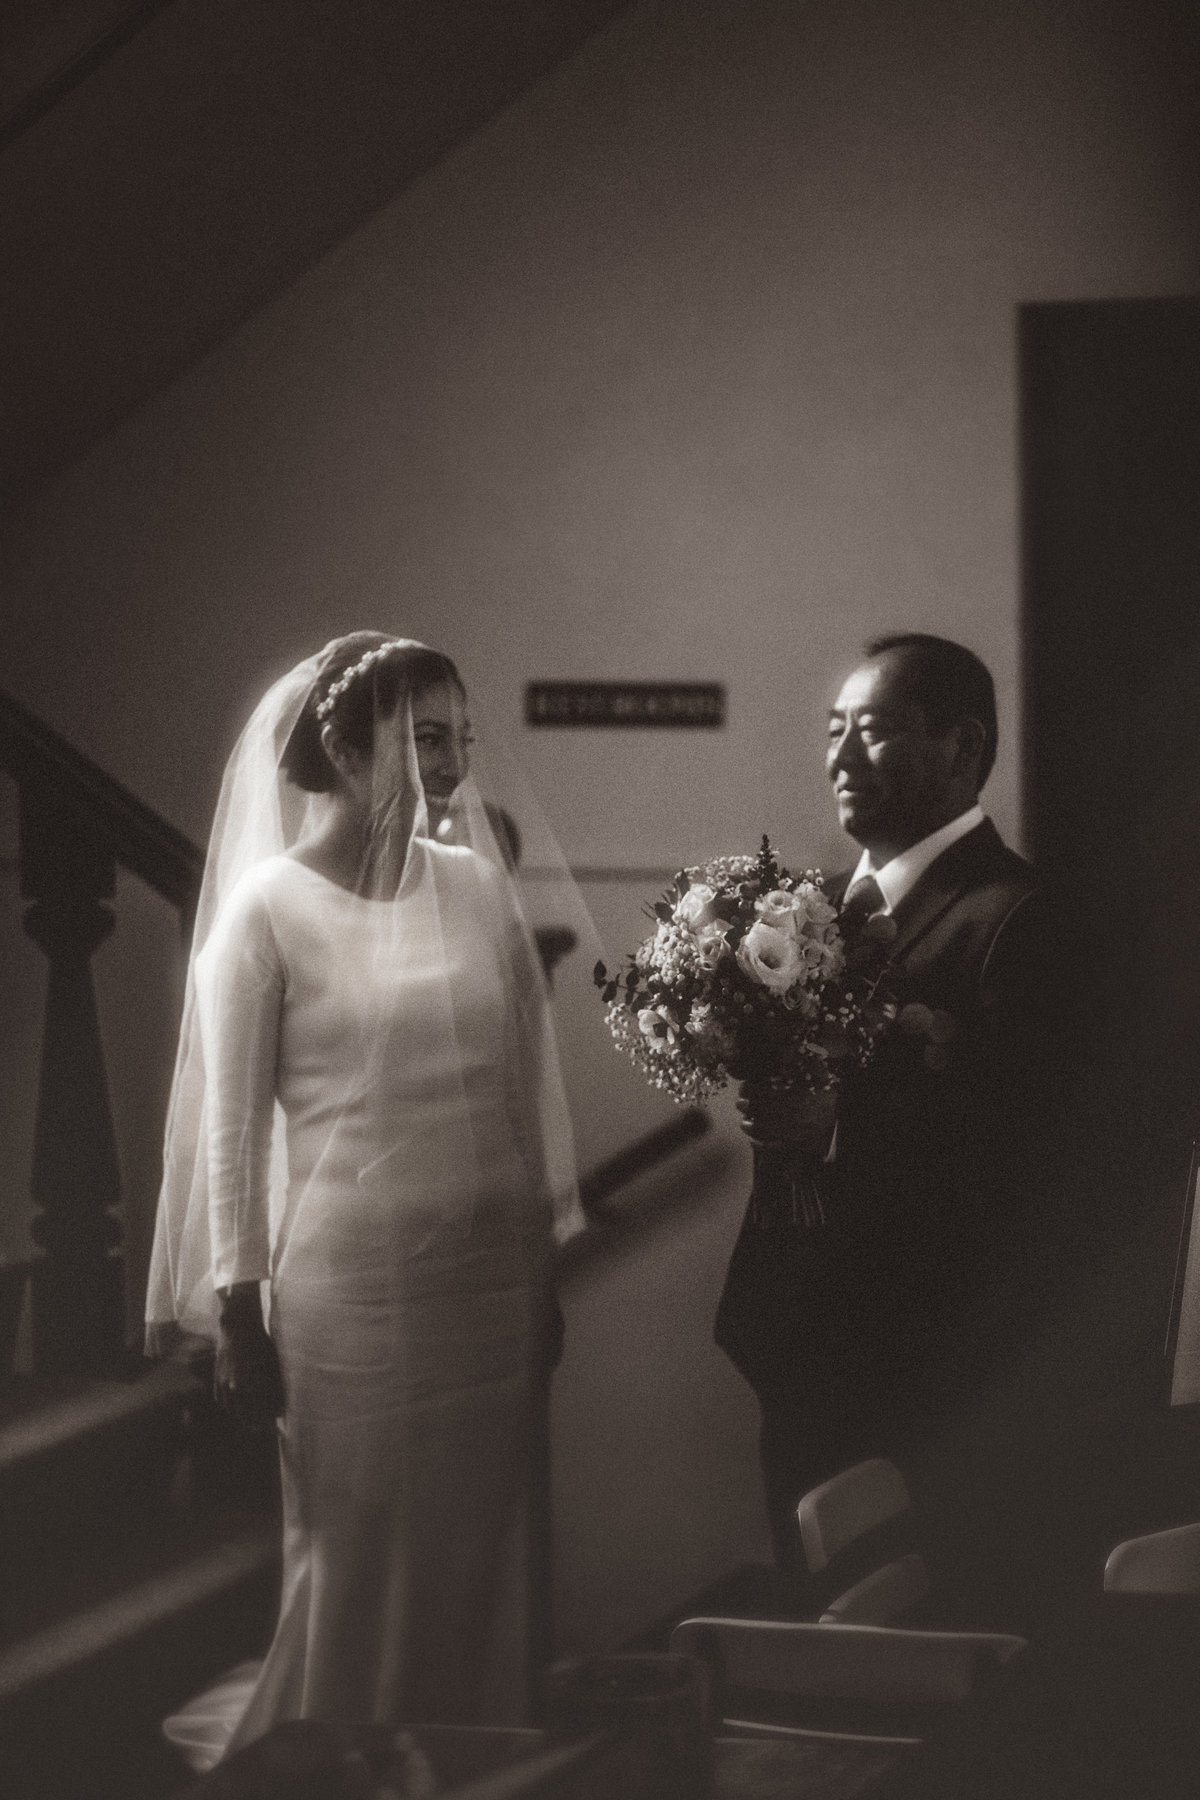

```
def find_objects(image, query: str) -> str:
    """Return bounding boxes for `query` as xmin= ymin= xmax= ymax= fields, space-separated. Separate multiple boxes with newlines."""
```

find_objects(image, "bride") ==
xmin=145 ymin=633 xmax=584 ymax=1770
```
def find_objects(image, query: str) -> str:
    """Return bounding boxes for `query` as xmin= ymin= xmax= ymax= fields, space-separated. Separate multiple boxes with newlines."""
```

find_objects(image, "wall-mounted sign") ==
xmin=525 ymin=682 xmax=726 ymax=728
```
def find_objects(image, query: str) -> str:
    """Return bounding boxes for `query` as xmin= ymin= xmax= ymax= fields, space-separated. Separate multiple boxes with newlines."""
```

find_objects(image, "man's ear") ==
xmin=951 ymin=716 xmax=987 ymax=779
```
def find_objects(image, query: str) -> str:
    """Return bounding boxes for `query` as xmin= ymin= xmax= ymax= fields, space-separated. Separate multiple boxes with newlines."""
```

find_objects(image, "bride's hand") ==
xmin=737 ymin=1082 xmax=837 ymax=1156
xmin=214 ymin=1286 xmax=284 ymax=1429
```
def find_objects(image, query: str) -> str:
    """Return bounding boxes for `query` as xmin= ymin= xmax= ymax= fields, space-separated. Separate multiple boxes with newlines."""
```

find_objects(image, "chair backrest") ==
xmin=1104 ymin=1521 xmax=1200 ymax=1594
xmin=667 ymin=1617 xmax=1027 ymax=1743
xmin=797 ymin=1457 xmax=912 ymax=1573
xmin=796 ymin=1457 xmax=931 ymax=1625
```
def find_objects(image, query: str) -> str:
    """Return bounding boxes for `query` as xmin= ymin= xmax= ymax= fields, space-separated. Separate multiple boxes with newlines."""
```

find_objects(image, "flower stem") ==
xmin=750 ymin=1144 xmax=826 ymax=1230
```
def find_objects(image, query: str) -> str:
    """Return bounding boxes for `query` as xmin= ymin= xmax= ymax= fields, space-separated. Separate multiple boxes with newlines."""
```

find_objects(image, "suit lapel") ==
xmin=886 ymin=820 xmax=1004 ymax=966
xmin=827 ymin=822 xmax=1016 ymax=967
xmin=824 ymin=854 xmax=961 ymax=969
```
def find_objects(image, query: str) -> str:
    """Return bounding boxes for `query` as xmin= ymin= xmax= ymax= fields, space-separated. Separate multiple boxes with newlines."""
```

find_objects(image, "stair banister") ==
xmin=0 ymin=687 xmax=203 ymax=1375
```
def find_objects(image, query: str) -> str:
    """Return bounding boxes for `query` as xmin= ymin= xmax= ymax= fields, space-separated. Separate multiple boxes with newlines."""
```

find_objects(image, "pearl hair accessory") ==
xmin=315 ymin=642 xmax=406 ymax=722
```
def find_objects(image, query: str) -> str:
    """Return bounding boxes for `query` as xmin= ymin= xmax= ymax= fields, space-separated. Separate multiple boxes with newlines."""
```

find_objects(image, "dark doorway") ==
xmin=1021 ymin=296 xmax=1200 ymax=1413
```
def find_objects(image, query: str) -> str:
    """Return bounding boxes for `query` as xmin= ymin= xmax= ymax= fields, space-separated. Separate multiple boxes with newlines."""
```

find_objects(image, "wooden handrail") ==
xmin=0 ymin=0 xmax=177 ymax=155
xmin=0 ymin=686 xmax=203 ymax=919
xmin=579 ymin=1107 xmax=712 ymax=1215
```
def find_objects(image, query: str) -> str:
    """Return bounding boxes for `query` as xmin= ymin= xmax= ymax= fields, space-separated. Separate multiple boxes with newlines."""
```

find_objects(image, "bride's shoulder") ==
xmin=235 ymin=854 xmax=307 ymax=900
xmin=198 ymin=857 xmax=295 ymax=968
xmin=212 ymin=855 xmax=307 ymax=928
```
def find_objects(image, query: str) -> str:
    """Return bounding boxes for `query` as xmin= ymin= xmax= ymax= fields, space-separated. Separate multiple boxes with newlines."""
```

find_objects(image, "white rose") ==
xmin=674 ymin=883 xmax=718 ymax=930
xmin=755 ymin=888 xmax=802 ymax=934
xmin=695 ymin=920 xmax=731 ymax=969
xmin=736 ymin=920 xmax=806 ymax=994
xmin=794 ymin=884 xmax=837 ymax=933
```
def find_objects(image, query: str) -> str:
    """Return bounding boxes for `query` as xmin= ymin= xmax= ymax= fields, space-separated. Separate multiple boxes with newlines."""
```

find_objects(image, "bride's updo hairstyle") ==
xmin=281 ymin=631 xmax=465 ymax=792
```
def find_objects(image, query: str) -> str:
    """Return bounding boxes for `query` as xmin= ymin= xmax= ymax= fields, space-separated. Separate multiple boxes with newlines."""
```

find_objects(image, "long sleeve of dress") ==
xmin=193 ymin=873 xmax=284 ymax=1289
xmin=490 ymin=883 xmax=584 ymax=1245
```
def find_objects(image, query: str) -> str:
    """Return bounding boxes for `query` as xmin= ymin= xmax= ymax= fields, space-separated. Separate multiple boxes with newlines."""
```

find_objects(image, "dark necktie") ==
xmin=839 ymin=873 xmax=887 ymax=935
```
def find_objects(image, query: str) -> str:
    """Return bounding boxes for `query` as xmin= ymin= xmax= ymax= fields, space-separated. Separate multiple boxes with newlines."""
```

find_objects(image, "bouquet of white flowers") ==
xmin=594 ymin=837 xmax=893 ymax=1110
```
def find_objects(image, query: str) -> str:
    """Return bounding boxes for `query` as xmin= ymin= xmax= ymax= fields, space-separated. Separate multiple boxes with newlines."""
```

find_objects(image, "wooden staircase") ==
xmin=0 ymin=691 xmax=280 ymax=1798
xmin=0 ymin=1354 xmax=281 ymax=1800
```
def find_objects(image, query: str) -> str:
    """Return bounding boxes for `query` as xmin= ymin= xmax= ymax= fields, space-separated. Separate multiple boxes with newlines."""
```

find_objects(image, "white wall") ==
xmin=7 ymin=0 xmax=1199 ymax=871
xmin=2 ymin=0 xmax=1197 ymax=1646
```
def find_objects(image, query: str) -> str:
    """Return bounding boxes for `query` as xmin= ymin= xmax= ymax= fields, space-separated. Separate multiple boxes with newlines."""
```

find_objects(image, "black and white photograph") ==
xmin=2 ymin=3 xmax=1200 ymax=1796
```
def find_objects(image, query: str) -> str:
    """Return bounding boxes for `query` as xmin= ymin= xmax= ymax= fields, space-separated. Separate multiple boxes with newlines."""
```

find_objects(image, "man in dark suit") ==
xmin=715 ymin=633 xmax=1069 ymax=1617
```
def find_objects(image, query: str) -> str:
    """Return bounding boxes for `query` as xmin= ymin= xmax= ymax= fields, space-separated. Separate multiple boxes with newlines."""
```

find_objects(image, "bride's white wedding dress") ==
xmin=164 ymin=842 xmax=565 ymax=1772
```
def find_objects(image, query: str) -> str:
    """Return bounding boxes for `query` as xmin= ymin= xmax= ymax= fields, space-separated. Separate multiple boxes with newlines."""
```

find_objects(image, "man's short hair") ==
xmin=864 ymin=633 xmax=998 ymax=785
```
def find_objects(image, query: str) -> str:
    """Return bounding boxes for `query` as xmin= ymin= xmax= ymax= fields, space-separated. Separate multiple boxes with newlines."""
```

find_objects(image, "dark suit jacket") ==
xmin=715 ymin=819 xmax=1070 ymax=1442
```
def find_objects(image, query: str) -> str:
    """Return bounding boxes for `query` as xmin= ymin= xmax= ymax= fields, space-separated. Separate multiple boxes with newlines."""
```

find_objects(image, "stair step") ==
xmin=0 ymin=1361 xmax=222 ymax=1640
xmin=0 ymin=1359 xmax=281 ymax=1796
xmin=0 ymin=1361 xmax=203 ymax=1552
xmin=0 ymin=1522 xmax=278 ymax=1703
xmin=0 ymin=1522 xmax=280 ymax=1800
xmin=1 ymin=1489 xmax=277 ymax=1647
xmin=0 ymin=1360 xmax=202 ymax=1475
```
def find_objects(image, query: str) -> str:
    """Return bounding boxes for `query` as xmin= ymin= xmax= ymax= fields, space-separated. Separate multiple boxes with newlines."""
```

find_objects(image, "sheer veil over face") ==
xmin=146 ymin=634 xmax=585 ymax=1350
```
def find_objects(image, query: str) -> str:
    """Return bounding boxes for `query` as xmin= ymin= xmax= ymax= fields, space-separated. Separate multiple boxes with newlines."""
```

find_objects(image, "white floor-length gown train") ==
xmin=164 ymin=839 xmax=565 ymax=1772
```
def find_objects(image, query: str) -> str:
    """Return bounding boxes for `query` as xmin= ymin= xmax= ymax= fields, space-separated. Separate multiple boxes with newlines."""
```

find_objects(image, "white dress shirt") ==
xmin=846 ymin=804 xmax=986 ymax=913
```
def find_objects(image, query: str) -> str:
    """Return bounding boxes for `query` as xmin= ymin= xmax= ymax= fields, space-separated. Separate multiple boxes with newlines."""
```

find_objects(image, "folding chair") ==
xmin=797 ymin=1457 xmax=932 ymax=1624
xmin=668 ymin=1616 xmax=1027 ymax=1746
xmin=1103 ymin=1520 xmax=1200 ymax=1594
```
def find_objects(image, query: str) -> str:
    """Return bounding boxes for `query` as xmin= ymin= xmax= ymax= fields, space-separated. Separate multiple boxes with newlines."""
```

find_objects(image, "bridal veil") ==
xmin=145 ymin=632 xmax=586 ymax=1351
